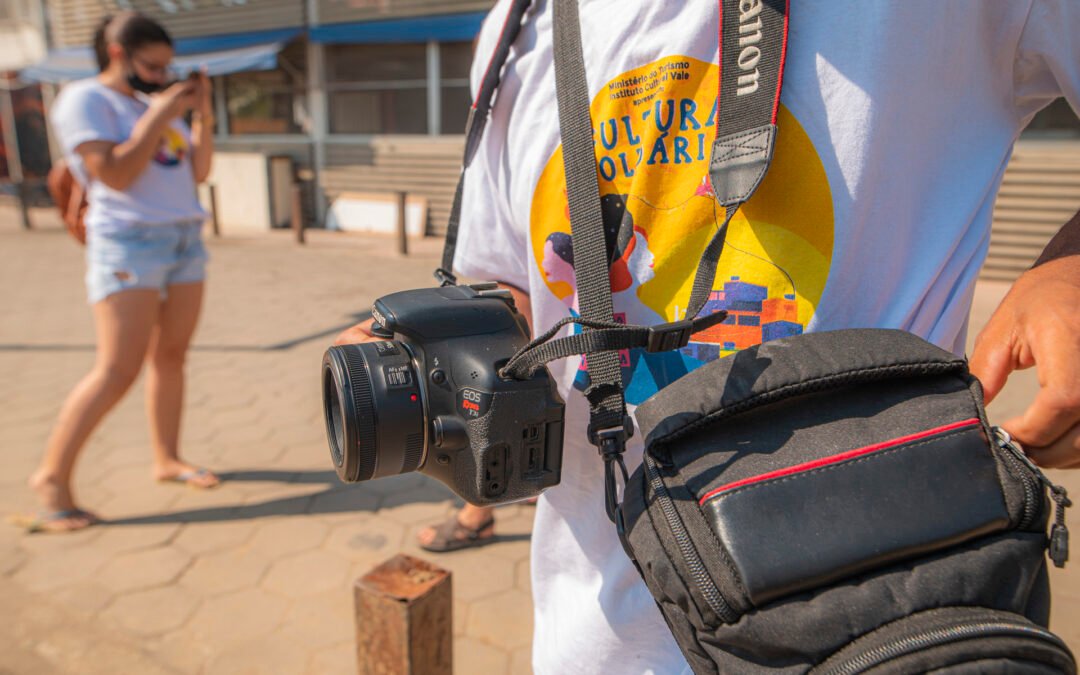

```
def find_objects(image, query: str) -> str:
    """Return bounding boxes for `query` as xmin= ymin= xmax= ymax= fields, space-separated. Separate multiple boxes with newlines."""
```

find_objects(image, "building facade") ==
xmin=22 ymin=0 xmax=1080 ymax=278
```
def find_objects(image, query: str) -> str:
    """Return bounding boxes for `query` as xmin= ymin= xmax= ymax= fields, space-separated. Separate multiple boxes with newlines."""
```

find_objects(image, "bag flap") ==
xmin=636 ymin=329 xmax=968 ymax=448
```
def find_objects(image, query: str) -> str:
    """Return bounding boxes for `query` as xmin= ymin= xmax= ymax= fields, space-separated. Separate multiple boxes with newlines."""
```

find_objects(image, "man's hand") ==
xmin=969 ymin=255 xmax=1080 ymax=468
xmin=333 ymin=318 xmax=378 ymax=345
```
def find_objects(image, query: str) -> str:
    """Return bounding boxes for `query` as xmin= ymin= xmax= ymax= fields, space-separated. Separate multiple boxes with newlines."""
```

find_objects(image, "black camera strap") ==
xmin=436 ymin=0 xmax=533 ymax=286
xmin=539 ymin=0 xmax=790 ymax=526
xmin=436 ymin=0 xmax=789 ymax=524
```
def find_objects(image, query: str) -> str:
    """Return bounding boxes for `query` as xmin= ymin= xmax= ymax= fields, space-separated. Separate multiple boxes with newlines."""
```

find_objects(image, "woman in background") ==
xmin=25 ymin=12 xmax=219 ymax=533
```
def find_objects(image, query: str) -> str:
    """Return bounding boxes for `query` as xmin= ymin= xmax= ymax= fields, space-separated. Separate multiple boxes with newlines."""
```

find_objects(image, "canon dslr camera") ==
xmin=321 ymin=283 xmax=565 ymax=505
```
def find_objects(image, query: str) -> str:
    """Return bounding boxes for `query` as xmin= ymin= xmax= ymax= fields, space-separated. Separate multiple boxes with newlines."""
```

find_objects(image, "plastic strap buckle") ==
xmin=433 ymin=268 xmax=457 ymax=287
xmin=646 ymin=319 xmax=693 ymax=353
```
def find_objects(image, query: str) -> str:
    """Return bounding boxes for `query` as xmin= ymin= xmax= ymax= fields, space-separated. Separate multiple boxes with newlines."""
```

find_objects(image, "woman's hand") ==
xmin=148 ymin=79 xmax=198 ymax=121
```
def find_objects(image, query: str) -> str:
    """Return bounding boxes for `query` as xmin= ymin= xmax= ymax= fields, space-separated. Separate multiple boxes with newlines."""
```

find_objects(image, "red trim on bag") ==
xmin=698 ymin=418 xmax=982 ymax=505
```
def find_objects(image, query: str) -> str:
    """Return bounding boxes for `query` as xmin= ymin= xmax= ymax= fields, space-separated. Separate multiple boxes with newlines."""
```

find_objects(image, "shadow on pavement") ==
xmin=100 ymin=468 xmax=533 ymax=544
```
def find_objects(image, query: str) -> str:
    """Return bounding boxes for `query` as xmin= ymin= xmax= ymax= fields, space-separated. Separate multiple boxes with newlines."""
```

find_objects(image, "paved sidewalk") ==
xmin=1 ymin=205 xmax=1078 ymax=673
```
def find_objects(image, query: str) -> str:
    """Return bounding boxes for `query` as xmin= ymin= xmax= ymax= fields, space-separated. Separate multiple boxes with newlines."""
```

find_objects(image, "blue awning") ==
xmin=20 ymin=28 xmax=301 ymax=84
xmin=310 ymin=11 xmax=487 ymax=45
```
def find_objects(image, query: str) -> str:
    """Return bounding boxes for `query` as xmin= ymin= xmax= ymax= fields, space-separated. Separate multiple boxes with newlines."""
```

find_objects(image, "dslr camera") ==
xmin=321 ymin=283 xmax=565 ymax=505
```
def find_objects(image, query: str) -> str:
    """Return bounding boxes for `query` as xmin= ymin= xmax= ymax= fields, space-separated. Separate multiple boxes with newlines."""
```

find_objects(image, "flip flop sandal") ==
xmin=158 ymin=468 xmax=221 ymax=489
xmin=419 ymin=514 xmax=496 ymax=553
xmin=10 ymin=508 xmax=100 ymax=534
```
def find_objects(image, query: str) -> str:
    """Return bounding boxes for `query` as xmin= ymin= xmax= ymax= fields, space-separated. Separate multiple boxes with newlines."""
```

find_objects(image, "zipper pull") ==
xmin=994 ymin=427 xmax=1071 ymax=568
xmin=1049 ymin=485 xmax=1071 ymax=568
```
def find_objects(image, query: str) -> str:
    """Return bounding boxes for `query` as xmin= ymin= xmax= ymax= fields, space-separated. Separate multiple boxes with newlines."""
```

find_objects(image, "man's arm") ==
xmin=969 ymin=207 xmax=1080 ymax=468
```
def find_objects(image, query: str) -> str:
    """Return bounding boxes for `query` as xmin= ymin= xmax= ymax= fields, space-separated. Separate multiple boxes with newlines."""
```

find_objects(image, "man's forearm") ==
xmin=1033 ymin=207 xmax=1080 ymax=268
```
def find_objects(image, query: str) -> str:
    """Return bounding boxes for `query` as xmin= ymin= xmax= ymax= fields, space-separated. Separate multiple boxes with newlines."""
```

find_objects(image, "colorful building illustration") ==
xmin=681 ymin=276 xmax=803 ymax=360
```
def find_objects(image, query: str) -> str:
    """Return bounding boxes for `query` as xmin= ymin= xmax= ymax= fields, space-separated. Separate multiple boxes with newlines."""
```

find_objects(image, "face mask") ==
xmin=127 ymin=69 xmax=164 ymax=94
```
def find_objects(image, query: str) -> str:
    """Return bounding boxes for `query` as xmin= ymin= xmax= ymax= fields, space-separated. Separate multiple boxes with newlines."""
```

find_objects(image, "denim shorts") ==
xmin=85 ymin=222 xmax=208 ymax=304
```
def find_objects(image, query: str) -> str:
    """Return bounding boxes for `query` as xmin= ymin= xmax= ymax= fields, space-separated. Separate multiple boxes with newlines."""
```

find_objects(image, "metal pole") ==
xmin=291 ymin=182 xmax=305 ymax=244
xmin=208 ymin=183 xmax=220 ymax=237
xmin=397 ymin=191 xmax=408 ymax=256
xmin=354 ymin=554 xmax=452 ymax=675
xmin=1 ymin=84 xmax=30 ymax=229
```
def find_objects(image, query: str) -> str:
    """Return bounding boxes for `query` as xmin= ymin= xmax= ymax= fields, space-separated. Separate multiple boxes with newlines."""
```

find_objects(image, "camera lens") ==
xmin=322 ymin=342 xmax=426 ymax=482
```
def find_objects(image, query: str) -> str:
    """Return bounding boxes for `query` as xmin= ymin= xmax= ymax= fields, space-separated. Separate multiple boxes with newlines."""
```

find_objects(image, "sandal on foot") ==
xmin=419 ymin=514 xmax=496 ymax=553
xmin=157 ymin=467 xmax=220 ymax=489
xmin=10 ymin=508 xmax=100 ymax=534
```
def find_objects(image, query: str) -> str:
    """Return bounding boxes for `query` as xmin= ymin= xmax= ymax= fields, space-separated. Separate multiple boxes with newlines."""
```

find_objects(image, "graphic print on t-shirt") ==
xmin=153 ymin=127 xmax=188 ymax=167
xmin=530 ymin=56 xmax=834 ymax=404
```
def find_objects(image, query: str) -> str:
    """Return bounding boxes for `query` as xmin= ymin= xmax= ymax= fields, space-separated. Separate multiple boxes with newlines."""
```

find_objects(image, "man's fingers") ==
xmin=1002 ymin=383 xmax=1080 ymax=448
xmin=1023 ymin=424 xmax=1080 ymax=469
xmin=968 ymin=333 xmax=1013 ymax=405
xmin=332 ymin=319 xmax=376 ymax=346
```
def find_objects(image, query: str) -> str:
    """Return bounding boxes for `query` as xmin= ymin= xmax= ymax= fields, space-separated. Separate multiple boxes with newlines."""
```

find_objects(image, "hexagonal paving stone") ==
xmin=89 ymin=522 xmax=182 ymax=556
xmin=277 ymin=591 xmax=353 ymax=650
xmin=13 ymin=546 xmax=111 ymax=593
xmin=465 ymin=589 xmax=534 ymax=650
xmin=307 ymin=641 xmax=355 ymax=675
xmin=454 ymin=636 xmax=509 ymax=674
xmin=172 ymin=519 xmax=255 ymax=555
xmin=262 ymin=550 xmax=350 ymax=599
xmin=379 ymin=485 xmax=456 ymax=526
xmin=206 ymin=635 xmax=310 ymax=675
xmin=178 ymin=547 xmax=271 ymax=595
xmin=244 ymin=517 xmax=327 ymax=558
xmin=100 ymin=585 xmax=200 ymax=636
xmin=189 ymin=588 xmax=290 ymax=644
xmin=325 ymin=514 xmax=406 ymax=565
xmin=96 ymin=546 xmax=192 ymax=594
xmin=51 ymin=583 xmax=116 ymax=616
xmin=307 ymin=487 xmax=382 ymax=524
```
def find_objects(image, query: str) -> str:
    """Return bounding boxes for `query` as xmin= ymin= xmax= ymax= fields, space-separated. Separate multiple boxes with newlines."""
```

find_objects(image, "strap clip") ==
xmin=646 ymin=319 xmax=694 ymax=353
xmin=433 ymin=268 xmax=457 ymax=287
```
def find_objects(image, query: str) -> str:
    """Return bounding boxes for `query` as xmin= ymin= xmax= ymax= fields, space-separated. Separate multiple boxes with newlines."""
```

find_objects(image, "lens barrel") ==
xmin=322 ymin=341 xmax=426 ymax=482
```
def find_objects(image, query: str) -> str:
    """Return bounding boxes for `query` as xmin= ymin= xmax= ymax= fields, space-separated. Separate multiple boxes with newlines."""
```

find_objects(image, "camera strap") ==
xmin=436 ymin=0 xmax=534 ymax=287
xmin=539 ymin=0 xmax=789 ymax=527
xmin=436 ymin=0 xmax=789 ymax=524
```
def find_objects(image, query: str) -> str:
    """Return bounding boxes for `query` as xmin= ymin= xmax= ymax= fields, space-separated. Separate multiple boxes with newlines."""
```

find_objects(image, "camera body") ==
xmin=322 ymin=283 xmax=565 ymax=505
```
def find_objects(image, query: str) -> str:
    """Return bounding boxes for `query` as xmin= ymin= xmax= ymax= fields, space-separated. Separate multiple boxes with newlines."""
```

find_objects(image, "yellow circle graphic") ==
xmin=530 ymin=56 xmax=834 ymax=402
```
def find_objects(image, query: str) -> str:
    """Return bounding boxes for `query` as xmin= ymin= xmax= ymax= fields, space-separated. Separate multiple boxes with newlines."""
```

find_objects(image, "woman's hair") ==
xmin=91 ymin=12 xmax=174 ymax=72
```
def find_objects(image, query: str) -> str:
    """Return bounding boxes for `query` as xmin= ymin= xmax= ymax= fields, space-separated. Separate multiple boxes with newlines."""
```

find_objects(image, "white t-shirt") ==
xmin=50 ymin=78 xmax=206 ymax=232
xmin=455 ymin=1 xmax=1080 ymax=672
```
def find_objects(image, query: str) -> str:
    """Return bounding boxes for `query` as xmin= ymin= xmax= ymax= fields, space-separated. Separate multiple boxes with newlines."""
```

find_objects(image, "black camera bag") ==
xmin=440 ymin=0 xmax=1076 ymax=672
xmin=624 ymin=328 xmax=1074 ymax=674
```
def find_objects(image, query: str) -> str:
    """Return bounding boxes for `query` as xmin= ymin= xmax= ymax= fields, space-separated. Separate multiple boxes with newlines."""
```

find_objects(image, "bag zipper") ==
xmin=817 ymin=619 xmax=1070 ymax=675
xmin=994 ymin=427 xmax=1071 ymax=567
xmin=643 ymin=452 xmax=739 ymax=624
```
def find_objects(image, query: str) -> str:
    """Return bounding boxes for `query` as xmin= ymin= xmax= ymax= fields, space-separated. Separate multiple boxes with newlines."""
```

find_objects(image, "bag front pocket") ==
xmin=696 ymin=418 xmax=1010 ymax=606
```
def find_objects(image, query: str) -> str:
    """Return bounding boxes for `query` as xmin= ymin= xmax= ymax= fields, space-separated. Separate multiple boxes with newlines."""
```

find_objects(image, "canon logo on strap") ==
xmin=736 ymin=0 xmax=764 ymax=96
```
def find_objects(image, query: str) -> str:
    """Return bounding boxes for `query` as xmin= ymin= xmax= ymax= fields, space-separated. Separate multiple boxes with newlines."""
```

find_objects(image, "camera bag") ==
xmin=625 ymin=328 xmax=1074 ymax=674
xmin=439 ymin=0 xmax=1077 ymax=671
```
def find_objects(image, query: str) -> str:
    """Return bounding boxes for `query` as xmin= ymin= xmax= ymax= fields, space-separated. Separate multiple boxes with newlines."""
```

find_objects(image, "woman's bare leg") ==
xmin=29 ymin=289 xmax=160 ymax=531
xmin=146 ymin=281 xmax=217 ymax=488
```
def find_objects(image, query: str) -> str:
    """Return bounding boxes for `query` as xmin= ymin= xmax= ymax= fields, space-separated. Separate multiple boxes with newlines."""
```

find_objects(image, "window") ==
xmin=326 ymin=41 xmax=475 ymax=135
xmin=327 ymin=43 xmax=429 ymax=134
xmin=223 ymin=42 xmax=306 ymax=135
xmin=440 ymin=42 xmax=473 ymax=134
